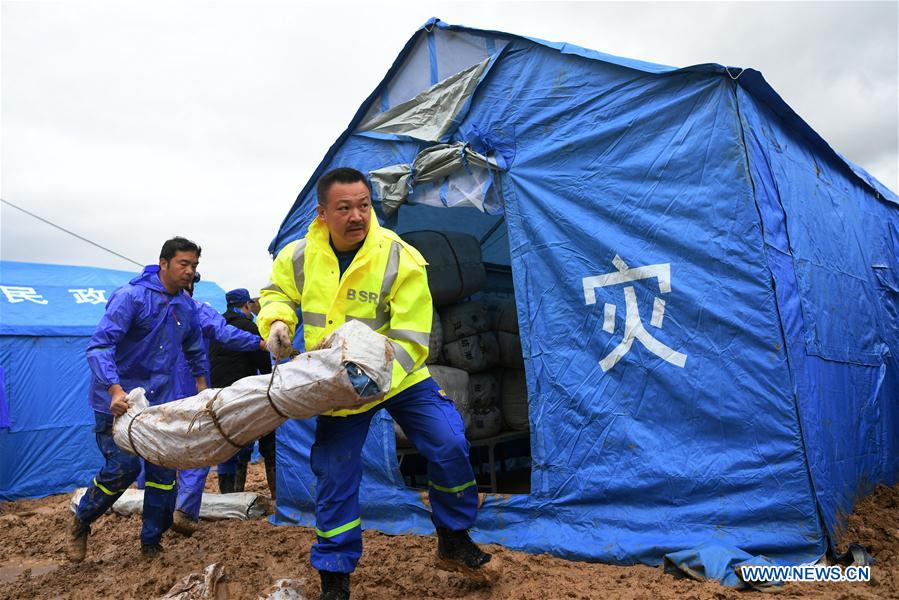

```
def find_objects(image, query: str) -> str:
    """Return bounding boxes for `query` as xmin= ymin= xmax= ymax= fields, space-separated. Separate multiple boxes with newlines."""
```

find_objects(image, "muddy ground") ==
xmin=1 ymin=463 xmax=896 ymax=599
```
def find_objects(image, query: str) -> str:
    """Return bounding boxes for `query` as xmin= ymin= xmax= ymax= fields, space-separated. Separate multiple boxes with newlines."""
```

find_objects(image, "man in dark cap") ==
xmin=248 ymin=296 xmax=262 ymax=317
xmin=210 ymin=288 xmax=276 ymax=498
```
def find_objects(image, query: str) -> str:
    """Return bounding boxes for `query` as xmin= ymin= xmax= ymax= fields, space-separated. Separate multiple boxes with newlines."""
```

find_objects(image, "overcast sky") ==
xmin=2 ymin=0 xmax=897 ymax=294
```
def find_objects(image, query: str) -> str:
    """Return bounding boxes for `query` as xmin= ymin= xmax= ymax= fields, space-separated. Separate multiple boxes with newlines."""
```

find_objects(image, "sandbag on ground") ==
xmin=70 ymin=488 xmax=267 ymax=521
xmin=113 ymin=320 xmax=394 ymax=469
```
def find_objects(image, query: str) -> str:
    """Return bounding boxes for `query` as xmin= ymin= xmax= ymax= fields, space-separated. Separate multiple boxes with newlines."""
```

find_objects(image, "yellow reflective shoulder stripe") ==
xmin=369 ymin=242 xmax=401 ymax=329
xmin=428 ymin=479 xmax=477 ymax=493
xmin=381 ymin=241 xmax=401 ymax=298
xmin=315 ymin=517 xmax=361 ymax=538
xmin=145 ymin=479 xmax=176 ymax=491
xmin=93 ymin=477 xmax=120 ymax=496
xmin=292 ymin=239 xmax=307 ymax=296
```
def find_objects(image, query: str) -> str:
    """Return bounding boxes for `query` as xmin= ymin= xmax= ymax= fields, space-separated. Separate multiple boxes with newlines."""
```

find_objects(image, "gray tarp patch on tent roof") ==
xmin=369 ymin=142 xmax=504 ymax=216
xmin=357 ymin=57 xmax=490 ymax=143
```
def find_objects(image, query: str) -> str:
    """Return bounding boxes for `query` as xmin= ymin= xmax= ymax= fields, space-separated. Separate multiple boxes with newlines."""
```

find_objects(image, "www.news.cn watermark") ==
xmin=741 ymin=564 xmax=871 ymax=583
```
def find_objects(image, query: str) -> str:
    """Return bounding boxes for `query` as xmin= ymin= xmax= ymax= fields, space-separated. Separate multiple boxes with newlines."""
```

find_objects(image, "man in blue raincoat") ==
xmin=67 ymin=237 xmax=207 ymax=562
xmin=170 ymin=286 xmax=268 ymax=536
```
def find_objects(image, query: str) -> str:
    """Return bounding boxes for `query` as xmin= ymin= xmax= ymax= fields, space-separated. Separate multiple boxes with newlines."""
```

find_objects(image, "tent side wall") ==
xmin=737 ymin=86 xmax=899 ymax=542
xmin=0 ymin=335 xmax=102 ymax=500
xmin=473 ymin=43 xmax=823 ymax=563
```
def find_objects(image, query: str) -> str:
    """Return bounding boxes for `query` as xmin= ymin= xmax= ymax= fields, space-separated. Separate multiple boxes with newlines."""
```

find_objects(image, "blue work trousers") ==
xmin=310 ymin=377 xmax=478 ymax=573
xmin=75 ymin=411 xmax=177 ymax=545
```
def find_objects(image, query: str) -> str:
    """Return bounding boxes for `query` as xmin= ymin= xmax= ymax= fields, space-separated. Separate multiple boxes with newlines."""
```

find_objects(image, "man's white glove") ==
xmin=267 ymin=321 xmax=293 ymax=359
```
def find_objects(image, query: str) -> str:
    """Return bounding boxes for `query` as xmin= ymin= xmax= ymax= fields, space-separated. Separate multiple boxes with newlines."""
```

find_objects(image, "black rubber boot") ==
xmin=264 ymin=457 xmax=277 ymax=500
xmin=141 ymin=542 xmax=163 ymax=558
xmin=218 ymin=473 xmax=235 ymax=494
xmin=436 ymin=527 xmax=492 ymax=580
xmin=319 ymin=570 xmax=350 ymax=600
xmin=234 ymin=462 xmax=248 ymax=493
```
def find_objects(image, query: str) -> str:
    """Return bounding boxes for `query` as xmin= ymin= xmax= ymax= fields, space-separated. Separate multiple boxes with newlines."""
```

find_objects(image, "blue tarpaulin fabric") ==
xmin=662 ymin=544 xmax=780 ymax=588
xmin=0 ymin=261 xmax=226 ymax=500
xmin=267 ymin=19 xmax=899 ymax=567
xmin=0 ymin=366 xmax=9 ymax=428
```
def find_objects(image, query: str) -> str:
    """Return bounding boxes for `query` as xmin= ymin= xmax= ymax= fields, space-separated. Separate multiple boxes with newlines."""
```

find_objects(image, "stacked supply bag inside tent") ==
xmin=397 ymin=231 xmax=530 ymax=490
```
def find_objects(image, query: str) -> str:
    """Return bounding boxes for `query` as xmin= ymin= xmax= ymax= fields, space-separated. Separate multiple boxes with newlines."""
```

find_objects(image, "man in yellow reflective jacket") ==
xmin=258 ymin=168 xmax=491 ymax=600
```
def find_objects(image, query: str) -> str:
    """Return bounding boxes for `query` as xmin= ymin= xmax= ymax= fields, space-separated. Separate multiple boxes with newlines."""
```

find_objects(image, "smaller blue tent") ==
xmin=0 ymin=261 xmax=225 ymax=500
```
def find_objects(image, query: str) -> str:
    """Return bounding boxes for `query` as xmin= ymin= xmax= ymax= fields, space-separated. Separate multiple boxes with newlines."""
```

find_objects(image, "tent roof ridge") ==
xmin=424 ymin=17 xmax=897 ymax=205
xmin=268 ymin=16 xmax=896 ymax=254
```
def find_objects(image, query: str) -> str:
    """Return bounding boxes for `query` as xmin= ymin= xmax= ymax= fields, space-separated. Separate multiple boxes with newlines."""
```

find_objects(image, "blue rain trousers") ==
xmin=75 ymin=412 xmax=176 ymax=545
xmin=310 ymin=377 xmax=478 ymax=573
xmin=175 ymin=467 xmax=209 ymax=520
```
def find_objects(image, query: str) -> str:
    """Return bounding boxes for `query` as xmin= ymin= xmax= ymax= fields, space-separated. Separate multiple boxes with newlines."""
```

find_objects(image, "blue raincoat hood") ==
xmin=131 ymin=264 xmax=169 ymax=293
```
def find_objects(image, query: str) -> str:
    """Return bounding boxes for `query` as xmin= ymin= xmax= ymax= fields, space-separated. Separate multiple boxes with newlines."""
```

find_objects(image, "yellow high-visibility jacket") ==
xmin=258 ymin=215 xmax=432 ymax=416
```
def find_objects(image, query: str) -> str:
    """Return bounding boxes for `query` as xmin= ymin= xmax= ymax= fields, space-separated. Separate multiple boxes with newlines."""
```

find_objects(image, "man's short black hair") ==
xmin=316 ymin=167 xmax=371 ymax=206
xmin=159 ymin=236 xmax=202 ymax=261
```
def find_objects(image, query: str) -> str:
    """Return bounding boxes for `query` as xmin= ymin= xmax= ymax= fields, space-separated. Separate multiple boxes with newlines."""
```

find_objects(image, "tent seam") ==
xmin=730 ymin=78 xmax=830 ymax=554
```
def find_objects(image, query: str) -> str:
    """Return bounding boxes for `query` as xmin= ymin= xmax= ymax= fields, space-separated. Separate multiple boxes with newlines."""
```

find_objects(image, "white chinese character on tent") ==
xmin=68 ymin=288 xmax=108 ymax=305
xmin=0 ymin=285 xmax=49 ymax=305
xmin=582 ymin=255 xmax=687 ymax=372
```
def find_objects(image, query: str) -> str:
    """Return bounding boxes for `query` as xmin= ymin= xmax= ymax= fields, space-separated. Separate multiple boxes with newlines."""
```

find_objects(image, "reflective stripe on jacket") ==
xmin=258 ymin=216 xmax=432 ymax=416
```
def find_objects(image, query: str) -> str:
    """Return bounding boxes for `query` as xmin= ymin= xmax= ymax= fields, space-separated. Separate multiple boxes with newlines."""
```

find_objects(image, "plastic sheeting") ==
xmin=662 ymin=544 xmax=780 ymax=589
xmin=369 ymin=142 xmax=504 ymax=215
xmin=0 ymin=261 xmax=227 ymax=500
xmin=358 ymin=57 xmax=491 ymax=143
xmin=267 ymin=18 xmax=899 ymax=567
xmin=114 ymin=321 xmax=393 ymax=469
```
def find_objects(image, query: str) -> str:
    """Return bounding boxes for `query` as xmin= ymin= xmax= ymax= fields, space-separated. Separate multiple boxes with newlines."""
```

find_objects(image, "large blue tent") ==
xmin=0 ymin=261 xmax=226 ymax=500
xmin=268 ymin=19 xmax=899 ymax=566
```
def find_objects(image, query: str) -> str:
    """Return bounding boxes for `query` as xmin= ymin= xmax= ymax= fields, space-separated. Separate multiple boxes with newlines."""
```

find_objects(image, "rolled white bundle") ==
xmin=70 ymin=488 xmax=267 ymax=521
xmin=113 ymin=320 xmax=394 ymax=469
